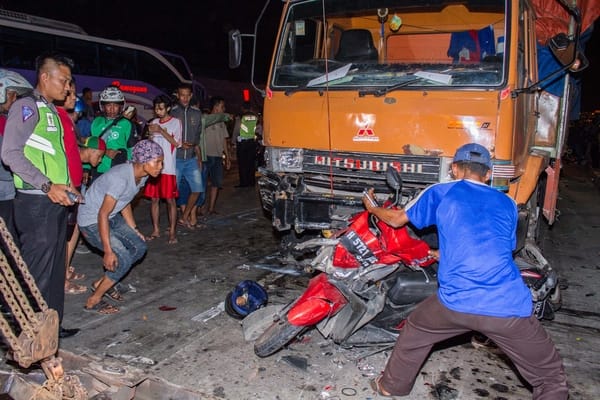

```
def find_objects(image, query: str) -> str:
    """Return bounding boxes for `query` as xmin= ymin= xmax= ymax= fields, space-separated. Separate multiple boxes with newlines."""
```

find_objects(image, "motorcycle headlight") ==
xmin=265 ymin=147 xmax=304 ymax=172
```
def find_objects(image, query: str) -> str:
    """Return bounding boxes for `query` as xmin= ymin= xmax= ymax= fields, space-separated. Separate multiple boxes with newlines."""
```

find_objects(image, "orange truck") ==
xmin=230 ymin=0 xmax=596 ymax=255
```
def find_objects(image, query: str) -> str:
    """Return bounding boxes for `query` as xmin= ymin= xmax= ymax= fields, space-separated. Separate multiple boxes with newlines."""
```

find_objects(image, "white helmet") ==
xmin=99 ymin=86 xmax=125 ymax=104
xmin=0 ymin=69 xmax=33 ymax=104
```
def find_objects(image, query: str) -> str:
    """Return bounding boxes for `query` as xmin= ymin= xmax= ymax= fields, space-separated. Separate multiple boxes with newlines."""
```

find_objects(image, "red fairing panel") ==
xmin=287 ymin=273 xmax=348 ymax=326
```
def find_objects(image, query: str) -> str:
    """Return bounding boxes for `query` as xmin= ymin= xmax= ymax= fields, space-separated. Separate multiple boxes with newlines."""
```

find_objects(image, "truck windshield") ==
xmin=272 ymin=0 xmax=506 ymax=91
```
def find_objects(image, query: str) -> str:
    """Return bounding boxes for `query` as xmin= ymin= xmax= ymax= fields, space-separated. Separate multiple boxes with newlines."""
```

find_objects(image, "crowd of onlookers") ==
xmin=0 ymin=52 xmax=261 ymax=334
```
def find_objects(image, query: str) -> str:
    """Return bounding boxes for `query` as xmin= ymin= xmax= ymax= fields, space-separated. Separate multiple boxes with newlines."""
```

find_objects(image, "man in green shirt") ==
xmin=90 ymin=86 xmax=132 ymax=179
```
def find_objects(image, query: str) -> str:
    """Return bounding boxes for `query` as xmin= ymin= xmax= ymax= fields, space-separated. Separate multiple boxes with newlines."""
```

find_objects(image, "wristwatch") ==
xmin=41 ymin=181 xmax=53 ymax=194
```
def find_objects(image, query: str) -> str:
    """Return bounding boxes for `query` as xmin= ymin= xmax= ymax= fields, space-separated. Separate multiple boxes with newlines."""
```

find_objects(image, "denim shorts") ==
xmin=79 ymin=214 xmax=147 ymax=282
xmin=175 ymin=157 xmax=204 ymax=193
xmin=205 ymin=156 xmax=224 ymax=188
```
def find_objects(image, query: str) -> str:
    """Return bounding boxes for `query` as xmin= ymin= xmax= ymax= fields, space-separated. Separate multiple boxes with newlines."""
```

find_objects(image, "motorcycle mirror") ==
xmin=386 ymin=167 xmax=402 ymax=190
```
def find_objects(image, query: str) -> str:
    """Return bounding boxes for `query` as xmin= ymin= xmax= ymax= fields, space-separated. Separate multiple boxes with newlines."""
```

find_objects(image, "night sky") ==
xmin=0 ymin=0 xmax=283 ymax=83
xmin=1 ymin=0 xmax=598 ymax=112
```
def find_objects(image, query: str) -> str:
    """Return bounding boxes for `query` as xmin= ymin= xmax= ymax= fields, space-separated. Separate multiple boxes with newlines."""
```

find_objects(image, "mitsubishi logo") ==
xmin=353 ymin=126 xmax=379 ymax=142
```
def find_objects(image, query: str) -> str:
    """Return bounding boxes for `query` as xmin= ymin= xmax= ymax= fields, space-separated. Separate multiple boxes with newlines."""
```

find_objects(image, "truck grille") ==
xmin=302 ymin=150 xmax=441 ymax=191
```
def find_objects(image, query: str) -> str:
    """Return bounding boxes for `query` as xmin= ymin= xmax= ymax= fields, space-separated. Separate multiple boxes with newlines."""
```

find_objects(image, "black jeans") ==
xmin=237 ymin=139 xmax=257 ymax=187
xmin=14 ymin=192 xmax=68 ymax=322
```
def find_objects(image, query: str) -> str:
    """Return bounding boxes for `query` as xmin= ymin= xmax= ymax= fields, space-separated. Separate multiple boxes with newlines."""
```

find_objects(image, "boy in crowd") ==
xmin=144 ymin=95 xmax=182 ymax=244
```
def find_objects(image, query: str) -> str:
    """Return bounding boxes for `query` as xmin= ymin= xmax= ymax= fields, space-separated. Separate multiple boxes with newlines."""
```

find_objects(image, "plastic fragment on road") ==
xmin=159 ymin=305 xmax=177 ymax=311
xmin=191 ymin=301 xmax=225 ymax=322
xmin=280 ymin=355 xmax=308 ymax=371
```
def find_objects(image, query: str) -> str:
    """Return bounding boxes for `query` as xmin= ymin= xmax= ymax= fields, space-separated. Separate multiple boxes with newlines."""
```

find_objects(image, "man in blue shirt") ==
xmin=364 ymin=143 xmax=567 ymax=399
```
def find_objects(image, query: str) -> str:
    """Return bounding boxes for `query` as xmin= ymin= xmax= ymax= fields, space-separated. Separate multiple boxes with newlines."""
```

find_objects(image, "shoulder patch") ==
xmin=22 ymin=105 xmax=35 ymax=122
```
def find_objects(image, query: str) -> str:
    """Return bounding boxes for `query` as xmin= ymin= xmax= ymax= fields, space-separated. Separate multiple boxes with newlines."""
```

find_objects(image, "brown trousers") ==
xmin=381 ymin=294 xmax=568 ymax=399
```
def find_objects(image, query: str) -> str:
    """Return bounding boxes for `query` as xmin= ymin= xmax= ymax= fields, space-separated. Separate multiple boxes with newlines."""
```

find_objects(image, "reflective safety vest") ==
xmin=239 ymin=114 xmax=258 ymax=139
xmin=14 ymin=100 xmax=69 ymax=189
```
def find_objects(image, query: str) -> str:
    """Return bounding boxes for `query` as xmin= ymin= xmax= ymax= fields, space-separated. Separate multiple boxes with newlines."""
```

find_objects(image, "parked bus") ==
xmin=0 ymin=8 xmax=206 ymax=119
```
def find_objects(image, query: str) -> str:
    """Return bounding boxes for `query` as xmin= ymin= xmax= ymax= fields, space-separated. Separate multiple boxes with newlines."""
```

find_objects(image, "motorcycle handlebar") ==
xmin=362 ymin=188 xmax=379 ymax=207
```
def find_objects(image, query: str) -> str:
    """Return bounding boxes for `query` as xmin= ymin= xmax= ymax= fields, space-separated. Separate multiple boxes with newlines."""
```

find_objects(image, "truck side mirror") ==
xmin=228 ymin=29 xmax=242 ymax=69
xmin=548 ymin=32 xmax=588 ymax=71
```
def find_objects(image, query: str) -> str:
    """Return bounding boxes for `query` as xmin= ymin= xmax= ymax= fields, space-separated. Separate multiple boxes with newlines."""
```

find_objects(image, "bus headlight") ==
xmin=265 ymin=147 xmax=304 ymax=172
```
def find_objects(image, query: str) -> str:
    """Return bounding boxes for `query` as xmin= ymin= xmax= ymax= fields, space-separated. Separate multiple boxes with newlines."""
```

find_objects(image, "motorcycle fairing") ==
xmin=316 ymin=278 xmax=387 ymax=342
xmin=287 ymin=273 xmax=348 ymax=326
xmin=333 ymin=209 xmax=434 ymax=269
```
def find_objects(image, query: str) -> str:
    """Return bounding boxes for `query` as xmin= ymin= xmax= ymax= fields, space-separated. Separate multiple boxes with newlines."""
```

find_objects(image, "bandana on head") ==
xmin=132 ymin=139 xmax=163 ymax=163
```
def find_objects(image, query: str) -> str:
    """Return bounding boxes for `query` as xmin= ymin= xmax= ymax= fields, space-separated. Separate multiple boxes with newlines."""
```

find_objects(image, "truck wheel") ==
xmin=254 ymin=316 xmax=304 ymax=358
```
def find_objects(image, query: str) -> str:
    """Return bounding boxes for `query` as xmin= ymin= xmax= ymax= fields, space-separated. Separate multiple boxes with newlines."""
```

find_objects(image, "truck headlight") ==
xmin=265 ymin=147 xmax=304 ymax=172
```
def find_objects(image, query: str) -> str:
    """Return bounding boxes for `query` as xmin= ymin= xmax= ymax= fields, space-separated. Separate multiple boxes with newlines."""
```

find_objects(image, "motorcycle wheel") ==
xmin=254 ymin=315 xmax=304 ymax=358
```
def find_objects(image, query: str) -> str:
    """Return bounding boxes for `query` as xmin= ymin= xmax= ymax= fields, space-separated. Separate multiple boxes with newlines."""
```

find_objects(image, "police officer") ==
xmin=1 ymin=52 xmax=81 ymax=338
xmin=233 ymin=105 xmax=258 ymax=188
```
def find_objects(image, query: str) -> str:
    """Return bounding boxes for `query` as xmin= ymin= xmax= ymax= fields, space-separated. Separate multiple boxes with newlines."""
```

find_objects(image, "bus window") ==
xmin=137 ymin=51 xmax=180 ymax=95
xmin=0 ymin=26 xmax=51 ymax=69
xmin=159 ymin=52 xmax=192 ymax=80
xmin=55 ymin=36 xmax=99 ymax=75
xmin=99 ymin=44 xmax=136 ymax=79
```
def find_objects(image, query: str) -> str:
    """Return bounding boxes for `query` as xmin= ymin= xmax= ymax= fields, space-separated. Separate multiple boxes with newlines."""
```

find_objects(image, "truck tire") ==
xmin=254 ymin=316 xmax=304 ymax=358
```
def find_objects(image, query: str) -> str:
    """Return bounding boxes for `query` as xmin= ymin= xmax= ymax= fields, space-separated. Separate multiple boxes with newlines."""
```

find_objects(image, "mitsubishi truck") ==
xmin=229 ymin=0 xmax=596 ymax=258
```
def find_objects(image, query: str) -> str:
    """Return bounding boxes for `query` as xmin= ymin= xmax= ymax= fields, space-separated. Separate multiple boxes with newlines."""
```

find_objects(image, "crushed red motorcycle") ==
xmin=254 ymin=168 xmax=561 ymax=357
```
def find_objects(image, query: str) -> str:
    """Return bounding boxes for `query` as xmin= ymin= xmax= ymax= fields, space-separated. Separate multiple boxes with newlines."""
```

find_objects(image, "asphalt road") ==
xmin=2 ymin=163 xmax=599 ymax=399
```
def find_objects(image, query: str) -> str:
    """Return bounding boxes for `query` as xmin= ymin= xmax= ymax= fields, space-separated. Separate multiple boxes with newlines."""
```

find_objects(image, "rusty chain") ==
xmin=0 ymin=217 xmax=50 ymax=360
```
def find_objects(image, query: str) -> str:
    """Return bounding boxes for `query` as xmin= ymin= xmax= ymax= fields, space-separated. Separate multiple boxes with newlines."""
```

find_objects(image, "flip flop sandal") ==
xmin=65 ymin=281 xmax=87 ymax=295
xmin=83 ymin=300 xmax=120 ymax=315
xmin=370 ymin=375 xmax=396 ymax=398
xmin=146 ymin=234 xmax=160 ymax=241
xmin=67 ymin=265 xmax=86 ymax=281
xmin=90 ymin=284 xmax=125 ymax=302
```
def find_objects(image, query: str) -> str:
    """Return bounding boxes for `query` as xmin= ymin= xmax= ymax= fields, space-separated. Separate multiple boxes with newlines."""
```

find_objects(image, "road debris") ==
xmin=191 ymin=301 xmax=224 ymax=322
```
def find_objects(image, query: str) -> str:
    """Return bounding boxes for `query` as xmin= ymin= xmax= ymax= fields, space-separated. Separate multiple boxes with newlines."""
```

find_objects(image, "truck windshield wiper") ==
xmin=359 ymin=71 xmax=452 ymax=97
xmin=358 ymin=77 xmax=422 ymax=97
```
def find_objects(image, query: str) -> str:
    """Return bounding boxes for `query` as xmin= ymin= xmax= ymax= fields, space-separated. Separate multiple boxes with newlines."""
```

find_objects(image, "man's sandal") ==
xmin=370 ymin=375 xmax=396 ymax=398
xmin=65 ymin=281 xmax=87 ymax=295
xmin=83 ymin=300 xmax=119 ymax=315
xmin=67 ymin=265 xmax=85 ymax=281
xmin=90 ymin=284 xmax=125 ymax=302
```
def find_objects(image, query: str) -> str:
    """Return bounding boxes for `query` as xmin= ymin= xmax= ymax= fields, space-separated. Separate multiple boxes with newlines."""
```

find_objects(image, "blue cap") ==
xmin=453 ymin=143 xmax=492 ymax=169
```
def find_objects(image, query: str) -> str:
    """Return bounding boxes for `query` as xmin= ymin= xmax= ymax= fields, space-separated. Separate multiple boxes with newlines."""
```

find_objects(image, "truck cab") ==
xmin=232 ymin=0 xmax=587 ymax=251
